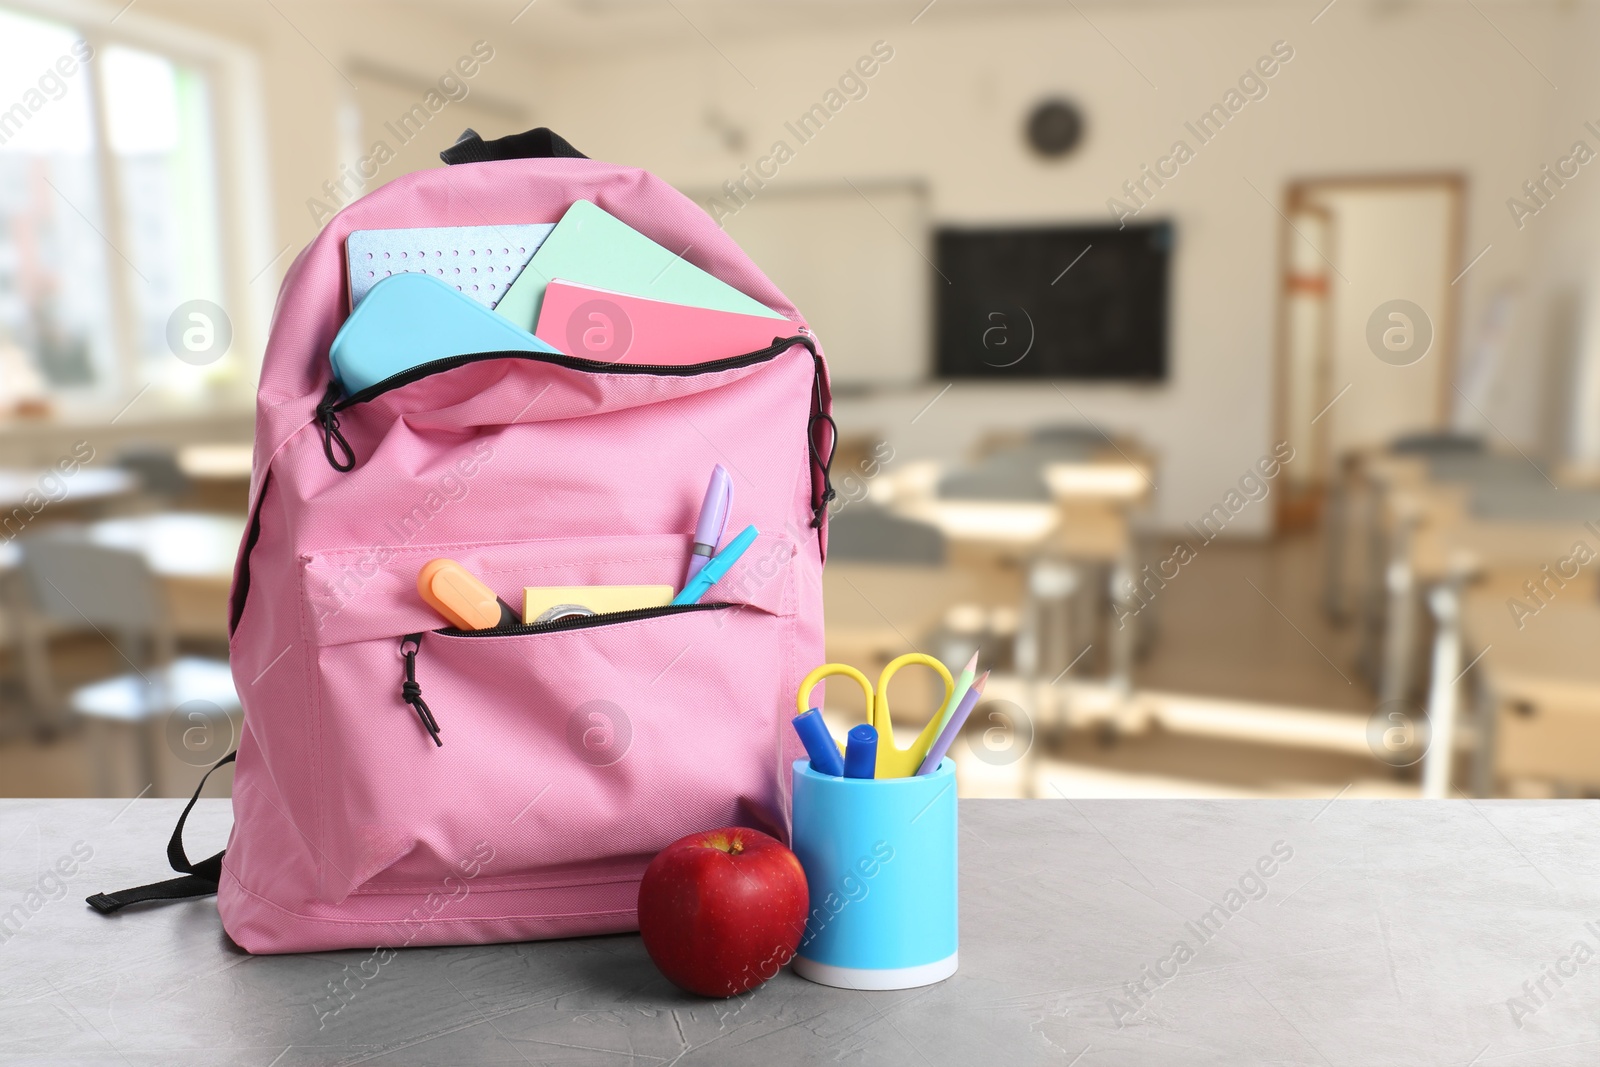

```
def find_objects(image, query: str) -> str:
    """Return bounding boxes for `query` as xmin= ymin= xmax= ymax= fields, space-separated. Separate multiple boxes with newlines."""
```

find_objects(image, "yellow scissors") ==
xmin=797 ymin=654 xmax=955 ymax=778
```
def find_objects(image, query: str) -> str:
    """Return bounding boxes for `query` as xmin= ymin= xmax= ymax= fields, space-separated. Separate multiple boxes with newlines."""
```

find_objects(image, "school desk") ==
xmin=2 ymin=795 xmax=1595 ymax=1065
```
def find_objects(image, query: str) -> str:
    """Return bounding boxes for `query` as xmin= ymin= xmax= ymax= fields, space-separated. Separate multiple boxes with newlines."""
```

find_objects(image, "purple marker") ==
xmin=685 ymin=464 xmax=732 ymax=584
xmin=917 ymin=671 xmax=990 ymax=775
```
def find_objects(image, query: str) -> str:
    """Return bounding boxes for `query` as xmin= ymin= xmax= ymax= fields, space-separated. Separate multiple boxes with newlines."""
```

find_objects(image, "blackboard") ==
xmin=935 ymin=221 xmax=1171 ymax=381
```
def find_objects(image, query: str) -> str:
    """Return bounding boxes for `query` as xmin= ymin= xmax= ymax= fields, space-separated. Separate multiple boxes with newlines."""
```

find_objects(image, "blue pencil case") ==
xmin=328 ymin=272 xmax=560 ymax=395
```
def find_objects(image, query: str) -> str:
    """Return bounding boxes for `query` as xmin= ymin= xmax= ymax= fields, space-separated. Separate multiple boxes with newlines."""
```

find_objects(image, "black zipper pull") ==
xmin=803 ymin=337 xmax=836 ymax=530
xmin=316 ymin=380 xmax=356 ymax=472
xmin=809 ymin=410 xmax=837 ymax=528
xmin=399 ymin=633 xmax=442 ymax=746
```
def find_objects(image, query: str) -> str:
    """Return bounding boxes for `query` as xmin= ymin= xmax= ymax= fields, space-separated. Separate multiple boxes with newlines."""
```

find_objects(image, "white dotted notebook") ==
xmin=345 ymin=224 xmax=556 ymax=310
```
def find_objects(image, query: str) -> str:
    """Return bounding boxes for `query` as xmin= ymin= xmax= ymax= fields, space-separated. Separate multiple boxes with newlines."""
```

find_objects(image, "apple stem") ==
xmin=707 ymin=834 xmax=745 ymax=855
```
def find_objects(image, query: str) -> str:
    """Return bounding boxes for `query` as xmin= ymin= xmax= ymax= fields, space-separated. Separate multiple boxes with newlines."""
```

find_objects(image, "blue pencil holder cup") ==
xmin=789 ymin=758 xmax=958 ymax=990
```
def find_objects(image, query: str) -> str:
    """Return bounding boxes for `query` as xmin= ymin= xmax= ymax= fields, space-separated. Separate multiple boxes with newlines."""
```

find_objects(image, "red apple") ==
xmin=637 ymin=826 xmax=809 ymax=997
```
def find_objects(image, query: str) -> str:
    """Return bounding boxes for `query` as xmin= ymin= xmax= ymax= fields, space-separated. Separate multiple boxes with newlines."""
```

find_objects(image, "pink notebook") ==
xmin=534 ymin=280 xmax=791 ymax=366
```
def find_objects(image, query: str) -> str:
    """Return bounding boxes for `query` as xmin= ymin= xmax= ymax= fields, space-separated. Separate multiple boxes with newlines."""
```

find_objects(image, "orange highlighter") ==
xmin=417 ymin=559 xmax=519 ymax=630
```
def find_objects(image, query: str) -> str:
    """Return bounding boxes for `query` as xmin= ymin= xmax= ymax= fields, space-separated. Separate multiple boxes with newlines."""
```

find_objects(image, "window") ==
xmin=103 ymin=45 xmax=224 ymax=392
xmin=0 ymin=5 xmax=233 ymax=411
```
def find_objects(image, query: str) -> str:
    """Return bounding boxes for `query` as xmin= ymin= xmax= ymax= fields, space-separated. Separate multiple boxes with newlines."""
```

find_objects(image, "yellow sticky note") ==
xmin=523 ymin=585 xmax=674 ymax=625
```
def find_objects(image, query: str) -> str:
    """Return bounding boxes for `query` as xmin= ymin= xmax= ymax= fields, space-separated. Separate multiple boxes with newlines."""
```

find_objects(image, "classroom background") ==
xmin=3 ymin=0 xmax=1599 ymax=803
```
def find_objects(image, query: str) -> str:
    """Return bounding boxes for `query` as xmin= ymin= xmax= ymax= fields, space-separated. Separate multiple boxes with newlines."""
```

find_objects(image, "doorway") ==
xmin=1274 ymin=175 xmax=1466 ymax=529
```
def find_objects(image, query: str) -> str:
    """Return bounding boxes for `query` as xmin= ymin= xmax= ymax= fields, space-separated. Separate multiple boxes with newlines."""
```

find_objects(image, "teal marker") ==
xmin=671 ymin=524 xmax=758 ymax=605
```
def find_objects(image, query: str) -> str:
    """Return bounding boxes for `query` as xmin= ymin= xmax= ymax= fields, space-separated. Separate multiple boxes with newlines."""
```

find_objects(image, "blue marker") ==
xmin=792 ymin=708 xmax=845 ymax=777
xmin=672 ymin=524 xmax=758 ymax=605
xmin=843 ymin=724 xmax=878 ymax=779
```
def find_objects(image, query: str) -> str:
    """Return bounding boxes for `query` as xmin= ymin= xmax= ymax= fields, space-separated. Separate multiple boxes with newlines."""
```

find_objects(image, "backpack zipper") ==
xmin=322 ymin=334 xmax=813 ymax=414
xmin=311 ymin=334 xmax=834 ymax=526
xmin=396 ymin=603 xmax=730 ymax=748
xmin=431 ymin=600 xmax=729 ymax=637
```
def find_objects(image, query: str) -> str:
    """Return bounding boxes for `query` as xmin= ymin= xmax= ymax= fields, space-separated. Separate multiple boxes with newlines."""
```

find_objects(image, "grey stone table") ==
xmin=0 ymin=797 xmax=1596 ymax=1066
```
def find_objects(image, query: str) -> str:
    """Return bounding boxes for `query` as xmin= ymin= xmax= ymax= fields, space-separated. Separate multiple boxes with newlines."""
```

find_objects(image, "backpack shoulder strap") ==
xmin=86 ymin=751 xmax=236 ymax=915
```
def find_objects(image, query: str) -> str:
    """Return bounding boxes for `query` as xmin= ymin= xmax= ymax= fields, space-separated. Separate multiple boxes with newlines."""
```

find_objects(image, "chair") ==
xmin=1468 ymin=484 xmax=1600 ymax=521
xmin=15 ymin=533 xmax=237 ymax=796
xmin=1424 ymin=451 xmax=1544 ymax=486
xmin=936 ymin=453 xmax=1053 ymax=502
xmin=117 ymin=445 xmax=191 ymax=502
xmin=822 ymin=508 xmax=955 ymax=718
xmin=1390 ymin=431 xmax=1485 ymax=456
xmin=1029 ymin=424 xmax=1106 ymax=452
xmin=828 ymin=505 xmax=945 ymax=564
xmin=1327 ymin=436 xmax=1491 ymax=624
xmin=935 ymin=452 xmax=1102 ymax=689
xmin=975 ymin=428 xmax=1102 ymax=465
xmin=0 ymin=546 xmax=41 ymax=739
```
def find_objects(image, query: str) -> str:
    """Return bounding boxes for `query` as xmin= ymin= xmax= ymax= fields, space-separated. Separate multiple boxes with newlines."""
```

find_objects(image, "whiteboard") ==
xmin=711 ymin=182 xmax=929 ymax=388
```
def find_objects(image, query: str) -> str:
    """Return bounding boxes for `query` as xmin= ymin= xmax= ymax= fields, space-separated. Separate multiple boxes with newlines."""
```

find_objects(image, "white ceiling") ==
xmin=386 ymin=0 xmax=1573 ymax=58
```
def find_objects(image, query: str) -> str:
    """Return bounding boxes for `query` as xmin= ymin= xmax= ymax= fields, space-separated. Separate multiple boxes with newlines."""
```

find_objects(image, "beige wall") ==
xmin=528 ymin=3 xmax=1564 ymax=532
xmin=135 ymin=0 xmax=547 ymax=276
xmin=1511 ymin=0 xmax=1600 ymax=465
xmin=134 ymin=1 xmax=1575 ymax=532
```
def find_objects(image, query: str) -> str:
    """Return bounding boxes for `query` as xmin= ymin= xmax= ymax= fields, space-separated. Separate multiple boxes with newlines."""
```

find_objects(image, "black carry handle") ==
xmin=86 ymin=751 xmax=236 ymax=915
xmin=440 ymin=127 xmax=587 ymax=165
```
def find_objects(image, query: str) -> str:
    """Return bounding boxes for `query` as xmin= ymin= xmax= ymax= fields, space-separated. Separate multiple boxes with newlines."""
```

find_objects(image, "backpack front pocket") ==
xmin=297 ymin=532 xmax=799 ymax=904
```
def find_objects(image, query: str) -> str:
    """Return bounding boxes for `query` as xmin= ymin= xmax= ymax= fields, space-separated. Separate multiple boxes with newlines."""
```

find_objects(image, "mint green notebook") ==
xmin=495 ymin=199 xmax=785 ymax=331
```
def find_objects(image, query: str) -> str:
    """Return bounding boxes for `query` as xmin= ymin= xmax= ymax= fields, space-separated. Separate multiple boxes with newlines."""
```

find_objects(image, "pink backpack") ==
xmin=89 ymin=129 xmax=835 ymax=954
